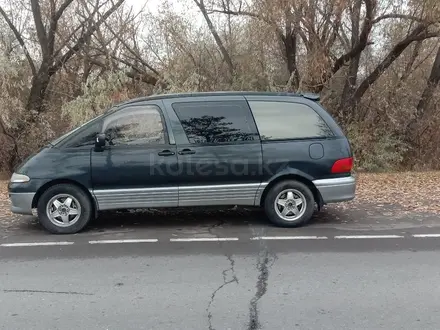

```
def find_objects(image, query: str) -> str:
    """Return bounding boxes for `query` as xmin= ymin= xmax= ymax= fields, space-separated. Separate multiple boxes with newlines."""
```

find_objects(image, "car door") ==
xmin=162 ymin=96 xmax=263 ymax=207
xmin=91 ymin=102 xmax=179 ymax=210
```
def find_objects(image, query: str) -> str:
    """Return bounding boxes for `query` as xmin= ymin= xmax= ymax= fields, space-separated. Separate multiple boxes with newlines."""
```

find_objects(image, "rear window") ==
xmin=248 ymin=101 xmax=334 ymax=140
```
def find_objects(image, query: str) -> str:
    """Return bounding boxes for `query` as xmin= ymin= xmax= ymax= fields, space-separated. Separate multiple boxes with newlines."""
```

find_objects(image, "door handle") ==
xmin=158 ymin=150 xmax=175 ymax=156
xmin=178 ymin=149 xmax=196 ymax=155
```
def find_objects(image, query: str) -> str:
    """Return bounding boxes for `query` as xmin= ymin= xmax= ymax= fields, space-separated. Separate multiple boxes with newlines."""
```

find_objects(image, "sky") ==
xmin=127 ymin=0 xmax=195 ymax=15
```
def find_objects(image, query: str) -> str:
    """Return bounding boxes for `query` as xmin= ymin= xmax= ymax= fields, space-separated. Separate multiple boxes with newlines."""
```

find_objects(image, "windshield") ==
xmin=49 ymin=115 xmax=104 ymax=146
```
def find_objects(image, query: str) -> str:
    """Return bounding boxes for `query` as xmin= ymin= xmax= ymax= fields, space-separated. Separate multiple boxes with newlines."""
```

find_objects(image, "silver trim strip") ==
xmin=93 ymin=187 xmax=178 ymax=210
xmin=313 ymin=176 xmax=355 ymax=186
xmin=313 ymin=176 xmax=356 ymax=203
xmin=179 ymin=183 xmax=262 ymax=206
xmin=92 ymin=183 xmax=269 ymax=209
xmin=9 ymin=192 xmax=35 ymax=215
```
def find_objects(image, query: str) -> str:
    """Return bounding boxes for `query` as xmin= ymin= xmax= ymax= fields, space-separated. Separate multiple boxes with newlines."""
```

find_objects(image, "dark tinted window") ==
xmin=172 ymin=101 xmax=258 ymax=144
xmin=248 ymin=101 xmax=334 ymax=140
xmin=54 ymin=115 xmax=105 ymax=147
xmin=102 ymin=105 xmax=166 ymax=146
xmin=63 ymin=121 xmax=102 ymax=148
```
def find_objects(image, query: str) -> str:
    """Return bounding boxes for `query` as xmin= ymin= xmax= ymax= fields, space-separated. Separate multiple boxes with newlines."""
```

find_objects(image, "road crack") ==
xmin=206 ymin=219 xmax=238 ymax=330
xmin=3 ymin=289 xmax=93 ymax=296
xmin=247 ymin=235 xmax=277 ymax=330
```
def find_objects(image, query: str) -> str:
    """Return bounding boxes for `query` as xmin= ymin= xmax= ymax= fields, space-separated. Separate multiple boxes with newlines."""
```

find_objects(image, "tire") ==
xmin=37 ymin=184 xmax=93 ymax=234
xmin=264 ymin=180 xmax=315 ymax=228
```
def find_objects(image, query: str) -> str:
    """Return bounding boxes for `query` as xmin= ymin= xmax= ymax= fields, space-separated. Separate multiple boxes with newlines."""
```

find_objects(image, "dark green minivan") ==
xmin=9 ymin=92 xmax=356 ymax=234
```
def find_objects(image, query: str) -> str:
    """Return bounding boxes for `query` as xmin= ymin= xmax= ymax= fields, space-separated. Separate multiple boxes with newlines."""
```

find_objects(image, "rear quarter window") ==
xmin=248 ymin=101 xmax=334 ymax=140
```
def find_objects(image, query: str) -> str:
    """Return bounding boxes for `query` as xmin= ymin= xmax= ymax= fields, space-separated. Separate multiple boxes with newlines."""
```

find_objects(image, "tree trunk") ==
xmin=416 ymin=45 xmax=440 ymax=117
xmin=0 ymin=116 xmax=18 ymax=172
xmin=283 ymin=8 xmax=299 ymax=90
xmin=338 ymin=0 xmax=362 ymax=122
xmin=26 ymin=63 xmax=51 ymax=113
xmin=283 ymin=34 xmax=299 ymax=90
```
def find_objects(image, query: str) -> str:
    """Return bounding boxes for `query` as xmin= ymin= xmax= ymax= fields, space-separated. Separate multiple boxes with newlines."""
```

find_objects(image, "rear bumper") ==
xmin=312 ymin=176 xmax=356 ymax=204
xmin=9 ymin=192 xmax=36 ymax=215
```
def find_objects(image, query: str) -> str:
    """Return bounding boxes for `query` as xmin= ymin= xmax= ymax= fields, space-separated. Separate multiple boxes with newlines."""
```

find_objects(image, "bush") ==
xmin=346 ymin=123 xmax=408 ymax=172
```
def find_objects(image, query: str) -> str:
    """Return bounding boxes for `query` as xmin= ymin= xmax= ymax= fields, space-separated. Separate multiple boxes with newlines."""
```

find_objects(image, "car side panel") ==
xmin=11 ymin=147 xmax=93 ymax=191
xmin=259 ymin=138 xmax=349 ymax=181
xmin=8 ymin=147 xmax=93 ymax=215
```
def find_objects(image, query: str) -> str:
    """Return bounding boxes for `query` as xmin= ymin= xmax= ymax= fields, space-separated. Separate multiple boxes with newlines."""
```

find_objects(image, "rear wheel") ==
xmin=264 ymin=180 xmax=315 ymax=227
xmin=37 ymin=184 xmax=93 ymax=234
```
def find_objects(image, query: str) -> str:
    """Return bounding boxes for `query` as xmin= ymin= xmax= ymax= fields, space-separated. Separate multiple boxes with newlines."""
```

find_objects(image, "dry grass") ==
xmin=0 ymin=171 xmax=439 ymax=215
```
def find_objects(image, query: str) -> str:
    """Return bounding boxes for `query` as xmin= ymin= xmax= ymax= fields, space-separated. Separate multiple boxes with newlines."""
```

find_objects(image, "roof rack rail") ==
xmin=104 ymin=91 xmax=321 ymax=113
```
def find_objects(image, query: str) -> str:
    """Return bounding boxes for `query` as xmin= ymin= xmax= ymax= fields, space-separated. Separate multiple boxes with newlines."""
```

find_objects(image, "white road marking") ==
xmin=4 ymin=233 xmax=440 ymax=248
xmin=251 ymin=236 xmax=328 ymax=240
xmin=88 ymin=239 xmax=158 ymax=244
xmin=334 ymin=235 xmax=404 ymax=239
xmin=170 ymin=237 xmax=239 ymax=242
xmin=0 ymin=242 xmax=74 ymax=247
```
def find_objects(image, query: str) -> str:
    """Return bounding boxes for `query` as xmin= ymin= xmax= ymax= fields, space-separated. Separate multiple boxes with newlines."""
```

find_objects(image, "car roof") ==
xmin=106 ymin=91 xmax=320 ymax=113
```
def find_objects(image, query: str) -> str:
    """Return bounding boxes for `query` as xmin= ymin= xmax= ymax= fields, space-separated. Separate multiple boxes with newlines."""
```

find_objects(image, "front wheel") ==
xmin=264 ymin=180 xmax=315 ymax=227
xmin=37 ymin=184 xmax=93 ymax=234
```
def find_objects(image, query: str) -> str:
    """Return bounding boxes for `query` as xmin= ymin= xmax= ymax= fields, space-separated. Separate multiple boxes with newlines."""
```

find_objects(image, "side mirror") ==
xmin=94 ymin=133 xmax=106 ymax=150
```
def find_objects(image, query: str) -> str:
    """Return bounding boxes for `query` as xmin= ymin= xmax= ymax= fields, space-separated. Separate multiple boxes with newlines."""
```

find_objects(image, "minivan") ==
xmin=8 ymin=92 xmax=356 ymax=234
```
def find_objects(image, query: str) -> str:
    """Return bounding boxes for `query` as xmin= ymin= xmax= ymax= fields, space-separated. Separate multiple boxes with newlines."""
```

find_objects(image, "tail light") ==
xmin=331 ymin=157 xmax=353 ymax=174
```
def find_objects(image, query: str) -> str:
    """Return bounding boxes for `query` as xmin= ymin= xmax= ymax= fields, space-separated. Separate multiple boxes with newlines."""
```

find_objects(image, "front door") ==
xmin=163 ymin=97 xmax=263 ymax=206
xmin=91 ymin=103 xmax=178 ymax=210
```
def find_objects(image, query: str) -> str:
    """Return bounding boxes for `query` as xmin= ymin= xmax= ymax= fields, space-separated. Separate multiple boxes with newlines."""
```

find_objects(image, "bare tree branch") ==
xmin=194 ymin=0 xmax=234 ymax=78
xmin=372 ymin=13 xmax=430 ymax=25
xmin=331 ymin=0 xmax=376 ymax=76
xmin=103 ymin=21 xmax=160 ymax=76
xmin=51 ymin=0 xmax=125 ymax=74
xmin=353 ymin=25 xmax=439 ymax=102
xmin=0 ymin=5 xmax=37 ymax=76
xmin=30 ymin=0 xmax=49 ymax=56
xmin=48 ymin=0 xmax=76 ymax=56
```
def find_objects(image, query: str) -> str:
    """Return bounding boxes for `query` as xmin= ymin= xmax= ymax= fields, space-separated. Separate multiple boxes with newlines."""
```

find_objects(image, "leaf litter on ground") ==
xmin=342 ymin=171 xmax=440 ymax=214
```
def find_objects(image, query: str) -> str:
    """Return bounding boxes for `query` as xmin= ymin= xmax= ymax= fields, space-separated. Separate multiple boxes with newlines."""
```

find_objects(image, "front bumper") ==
xmin=312 ymin=176 xmax=356 ymax=204
xmin=9 ymin=192 xmax=36 ymax=215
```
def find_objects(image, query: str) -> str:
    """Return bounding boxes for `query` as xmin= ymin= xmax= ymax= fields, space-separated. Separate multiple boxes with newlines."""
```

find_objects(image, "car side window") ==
xmin=102 ymin=105 xmax=166 ymax=146
xmin=172 ymin=101 xmax=258 ymax=144
xmin=61 ymin=120 xmax=103 ymax=148
xmin=248 ymin=101 xmax=334 ymax=140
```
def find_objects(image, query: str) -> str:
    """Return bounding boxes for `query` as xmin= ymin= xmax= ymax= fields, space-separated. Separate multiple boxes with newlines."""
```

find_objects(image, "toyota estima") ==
xmin=9 ymin=92 xmax=356 ymax=234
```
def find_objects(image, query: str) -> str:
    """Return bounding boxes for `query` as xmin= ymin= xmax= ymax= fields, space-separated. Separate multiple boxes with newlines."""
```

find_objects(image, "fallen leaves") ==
xmin=349 ymin=171 xmax=440 ymax=214
xmin=0 ymin=180 xmax=12 ymax=216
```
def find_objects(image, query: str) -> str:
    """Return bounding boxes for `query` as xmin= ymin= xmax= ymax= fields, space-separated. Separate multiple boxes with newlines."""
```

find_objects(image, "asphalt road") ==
xmin=2 ymin=206 xmax=440 ymax=330
xmin=3 ymin=235 xmax=440 ymax=329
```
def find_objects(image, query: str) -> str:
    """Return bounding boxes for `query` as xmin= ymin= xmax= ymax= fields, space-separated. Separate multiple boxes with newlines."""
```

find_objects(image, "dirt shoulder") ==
xmin=1 ymin=172 xmax=439 ymax=233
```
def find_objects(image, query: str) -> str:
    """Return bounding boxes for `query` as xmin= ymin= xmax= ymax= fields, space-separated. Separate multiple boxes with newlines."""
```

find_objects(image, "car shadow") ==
xmin=85 ymin=205 xmax=353 ymax=233
xmin=9 ymin=202 xmax=432 ymax=235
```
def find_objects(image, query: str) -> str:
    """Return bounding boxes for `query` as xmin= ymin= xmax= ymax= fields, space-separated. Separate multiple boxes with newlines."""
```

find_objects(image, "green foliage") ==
xmin=61 ymin=71 xmax=130 ymax=126
xmin=346 ymin=124 xmax=408 ymax=172
xmin=0 ymin=55 xmax=28 ymax=129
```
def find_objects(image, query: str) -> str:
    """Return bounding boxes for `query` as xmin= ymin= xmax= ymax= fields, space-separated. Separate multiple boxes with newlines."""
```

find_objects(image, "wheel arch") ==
xmin=32 ymin=179 xmax=97 ymax=215
xmin=259 ymin=174 xmax=323 ymax=209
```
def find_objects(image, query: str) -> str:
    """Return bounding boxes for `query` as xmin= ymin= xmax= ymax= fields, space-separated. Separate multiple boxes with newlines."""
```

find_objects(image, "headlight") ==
xmin=10 ymin=173 xmax=30 ymax=183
